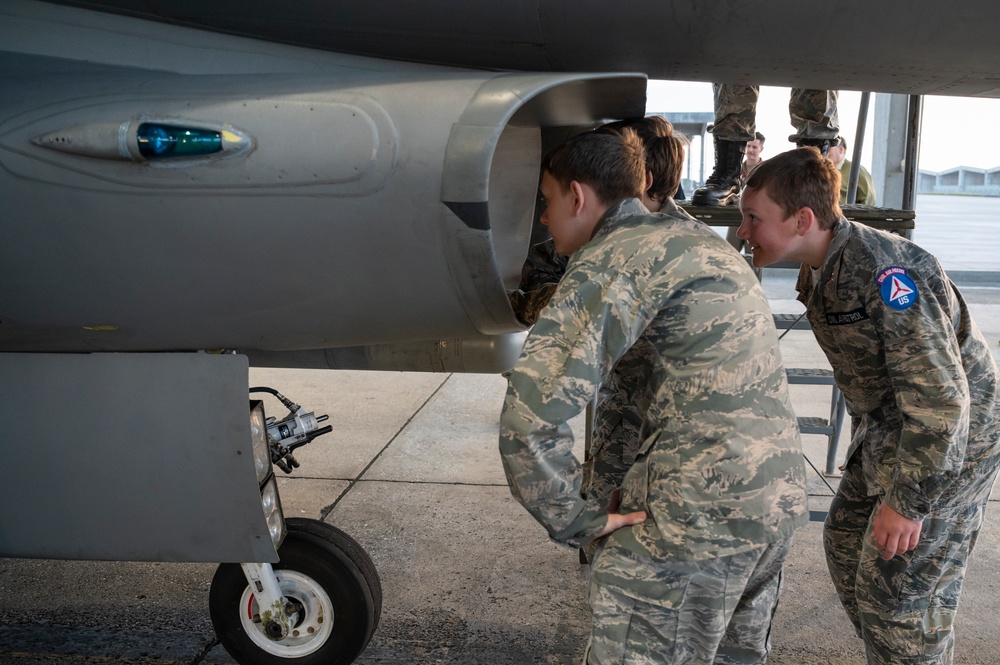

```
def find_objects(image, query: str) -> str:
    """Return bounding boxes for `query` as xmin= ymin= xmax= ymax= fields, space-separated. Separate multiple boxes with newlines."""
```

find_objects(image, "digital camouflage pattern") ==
xmin=796 ymin=218 xmax=1000 ymax=664
xmin=585 ymin=341 xmax=655 ymax=507
xmin=508 ymin=216 xmax=661 ymax=519
xmin=712 ymin=84 xmax=839 ymax=143
xmin=499 ymin=197 xmax=809 ymax=564
xmin=511 ymin=205 xmax=740 ymax=564
xmin=787 ymin=88 xmax=839 ymax=141
xmin=508 ymin=238 xmax=567 ymax=326
xmin=711 ymin=84 xmax=759 ymax=142
xmin=586 ymin=536 xmax=791 ymax=665
xmin=826 ymin=459 xmax=983 ymax=665
xmin=796 ymin=219 xmax=1000 ymax=517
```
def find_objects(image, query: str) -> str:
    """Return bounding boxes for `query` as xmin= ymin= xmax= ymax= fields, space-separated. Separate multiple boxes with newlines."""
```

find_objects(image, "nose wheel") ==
xmin=209 ymin=518 xmax=381 ymax=665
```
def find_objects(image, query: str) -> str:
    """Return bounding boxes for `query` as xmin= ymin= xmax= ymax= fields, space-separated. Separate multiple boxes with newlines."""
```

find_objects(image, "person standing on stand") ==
xmin=693 ymin=84 xmax=839 ymax=206
xmin=727 ymin=131 xmax=767 ymax=250
xmin=741 ymin=131 xmax=766 ymax=187
xmin=827 ymin=136 xmax=876 ymax=205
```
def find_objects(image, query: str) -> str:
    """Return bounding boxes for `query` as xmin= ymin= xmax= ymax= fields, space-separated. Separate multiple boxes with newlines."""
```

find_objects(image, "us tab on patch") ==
xmin=876 ymin=266 xmax=918 ymax=310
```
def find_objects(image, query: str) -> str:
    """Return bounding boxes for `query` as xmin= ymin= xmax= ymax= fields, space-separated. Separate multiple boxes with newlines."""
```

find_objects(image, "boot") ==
xmin=796 ymin=137 xmax=834 ymax=157
xmin=692 ymin=138 xmax=745 ymax=206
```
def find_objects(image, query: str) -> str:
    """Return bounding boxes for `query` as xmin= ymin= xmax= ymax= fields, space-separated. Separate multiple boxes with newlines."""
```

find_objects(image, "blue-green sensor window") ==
xmin=137 ymin=123 xmax=223 ymax=158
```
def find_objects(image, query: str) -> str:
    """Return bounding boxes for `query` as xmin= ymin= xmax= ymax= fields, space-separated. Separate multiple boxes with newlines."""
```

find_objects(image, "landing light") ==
xmin=251 ymin=401 xmax=285 ymax=549
xmin=250 ymin=400 xmax=272 ymax=485
xmin=261 ymin=477 xmax=286 ymax=548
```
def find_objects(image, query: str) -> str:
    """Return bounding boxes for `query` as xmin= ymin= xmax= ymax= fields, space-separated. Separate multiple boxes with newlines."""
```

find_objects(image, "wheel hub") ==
xmin=239 ymin=570 xmax=335 ymax=657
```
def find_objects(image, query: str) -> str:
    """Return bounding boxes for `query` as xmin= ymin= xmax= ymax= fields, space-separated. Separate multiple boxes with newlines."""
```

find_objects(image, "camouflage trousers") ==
xmin=583 ymin=537 xmax=793 ymax=665
xmin=711 ymin=84 xmax=839 ymax=143
xmin=824 ymin=457 xmax=987 ymax=665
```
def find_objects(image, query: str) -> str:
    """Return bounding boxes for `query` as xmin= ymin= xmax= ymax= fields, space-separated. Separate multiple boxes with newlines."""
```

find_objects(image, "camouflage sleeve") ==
xmin=499 ymin=264 xmax=653 ymax=547
xmin=587 ymin=346 xmax=655 ymax=504
xmin=519 ymin=238 xmax=568 ymax=287
xmin=508 ymin=284 xmax=559 ymax=327
xmin=868 ymin=268 xmax=970 ymax=519
xmin=507 ymin=240 xmax=568 ymax=326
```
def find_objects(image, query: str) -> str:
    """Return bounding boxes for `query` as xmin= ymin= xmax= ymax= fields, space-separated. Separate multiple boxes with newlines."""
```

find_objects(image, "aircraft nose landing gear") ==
xmin=210 ymin=518 xmax=382 ymax=665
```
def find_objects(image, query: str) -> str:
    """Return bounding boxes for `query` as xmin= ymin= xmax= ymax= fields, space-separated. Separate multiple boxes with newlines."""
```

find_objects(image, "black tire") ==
xmin=210 ymin=518 xmax=382 ymax=665
xmin=283 ymin=518 xmax=383 ymax=633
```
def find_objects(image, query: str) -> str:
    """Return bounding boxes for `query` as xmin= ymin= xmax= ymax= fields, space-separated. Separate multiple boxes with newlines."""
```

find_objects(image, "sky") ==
xmin=645 ymin=81 xmax=1000 ymax=175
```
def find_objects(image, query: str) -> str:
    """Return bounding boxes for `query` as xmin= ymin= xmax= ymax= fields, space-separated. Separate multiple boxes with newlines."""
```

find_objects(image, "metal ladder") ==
xmin=772 ymin=313 xmax=845 ymax=475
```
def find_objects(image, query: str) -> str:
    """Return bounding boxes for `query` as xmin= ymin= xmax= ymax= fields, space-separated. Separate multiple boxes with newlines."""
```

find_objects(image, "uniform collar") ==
xmin=797 ymin=216 xmax=852 ymax=302
xmin=590 ymin=198 xmax=648 ymax=240
xmin=658 ymin=197 xmax=682 ymax=216
xmin=826 ymin=216 xmax=852 ymax=261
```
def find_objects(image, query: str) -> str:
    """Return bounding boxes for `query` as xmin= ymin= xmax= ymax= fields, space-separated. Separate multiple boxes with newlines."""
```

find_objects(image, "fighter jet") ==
xmin=2 ymin=1 xmax=998 ymax=663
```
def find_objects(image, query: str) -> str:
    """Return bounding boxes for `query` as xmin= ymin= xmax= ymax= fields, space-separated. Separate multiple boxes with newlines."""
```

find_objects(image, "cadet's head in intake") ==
xmin=539 ymin=130 xmax=645 ymax=255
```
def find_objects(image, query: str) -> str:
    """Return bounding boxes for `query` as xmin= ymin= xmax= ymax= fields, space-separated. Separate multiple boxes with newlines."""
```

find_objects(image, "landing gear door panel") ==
xmin=0 ymin=352 xmax=277 ymax=563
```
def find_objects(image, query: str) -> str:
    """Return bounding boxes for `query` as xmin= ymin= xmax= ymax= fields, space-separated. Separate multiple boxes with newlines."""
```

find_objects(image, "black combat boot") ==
xmin=691 ymin=138 xmax=745 ymax=206
xmin=796 ymin=137 xmax=834 ymax=157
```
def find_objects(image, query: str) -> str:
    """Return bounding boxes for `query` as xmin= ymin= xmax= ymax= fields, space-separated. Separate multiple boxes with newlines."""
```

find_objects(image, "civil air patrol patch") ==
xmin=876 ymin=266 xmax=918 ymax=310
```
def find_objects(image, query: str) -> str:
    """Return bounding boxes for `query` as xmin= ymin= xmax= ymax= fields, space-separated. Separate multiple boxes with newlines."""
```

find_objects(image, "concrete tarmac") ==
xmin=2 ymin=280 xmax=1000 ymax=664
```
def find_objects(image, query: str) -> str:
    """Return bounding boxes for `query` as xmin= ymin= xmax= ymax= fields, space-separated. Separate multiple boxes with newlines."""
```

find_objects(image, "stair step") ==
xmin=786 ymin=367 xmax=835 ymax=385
xmin=798 ymin=416 xmax=834 ymax=435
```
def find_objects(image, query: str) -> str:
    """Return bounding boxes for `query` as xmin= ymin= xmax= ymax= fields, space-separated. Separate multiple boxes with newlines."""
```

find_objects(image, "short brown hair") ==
xmin=542 ymin=129 xmax=646 ymax=204
xmin=744 ymin=147 xmax=842 ymax=230
xmin=599 ymin=116 xmax=684 ymax=203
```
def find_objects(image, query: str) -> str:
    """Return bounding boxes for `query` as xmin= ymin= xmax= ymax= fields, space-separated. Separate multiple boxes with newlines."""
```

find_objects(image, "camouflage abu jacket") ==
xmin=499 ymin=198 xmax=808 ymax=561
xmin=796 ymin=218 xmax=1000 ymax=518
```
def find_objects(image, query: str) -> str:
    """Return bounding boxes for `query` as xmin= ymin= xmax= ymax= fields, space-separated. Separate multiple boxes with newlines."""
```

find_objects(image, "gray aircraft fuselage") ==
xmin=0 ymin=0 xmax=991 ymax=564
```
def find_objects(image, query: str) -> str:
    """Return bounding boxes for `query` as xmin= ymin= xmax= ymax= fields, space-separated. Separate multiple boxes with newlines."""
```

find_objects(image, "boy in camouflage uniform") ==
xmin=500 ymin=129 xmax=809 ymax=664
xmin=738 ymin=147 xmax=1000 ymax=665
xmin=508 ymin=117 xmax=692 ymax=531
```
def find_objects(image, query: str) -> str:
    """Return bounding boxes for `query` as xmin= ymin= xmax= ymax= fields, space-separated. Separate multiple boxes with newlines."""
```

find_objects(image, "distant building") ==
xmin=918 ymin=166 xmax=1000 ymax=196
